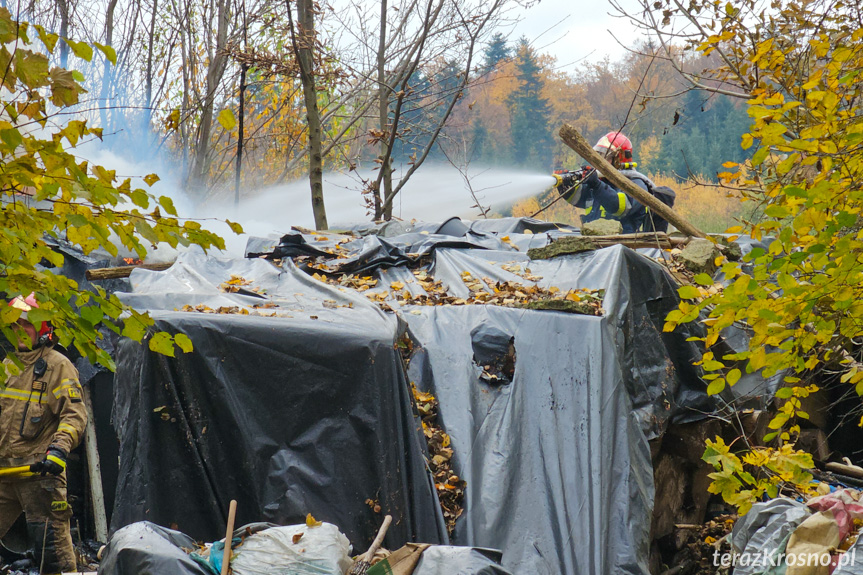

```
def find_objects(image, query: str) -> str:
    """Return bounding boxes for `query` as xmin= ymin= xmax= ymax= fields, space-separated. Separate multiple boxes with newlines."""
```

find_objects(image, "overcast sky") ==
xmin=510 ymin=0 xmax=645 ymax=71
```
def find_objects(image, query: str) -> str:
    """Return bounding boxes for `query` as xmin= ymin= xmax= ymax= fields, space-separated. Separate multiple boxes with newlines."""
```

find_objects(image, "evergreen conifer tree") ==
xmin=507 ymin=38 xmax=553 ymax=170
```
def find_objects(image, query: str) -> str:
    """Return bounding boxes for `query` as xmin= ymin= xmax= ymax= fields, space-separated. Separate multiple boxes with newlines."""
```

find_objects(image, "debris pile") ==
xmin=179 ymin=303 xmax=287 ymax=317
xmin=665 ymin=516 xmax=736 ymax=575
xmin=311 ymin=271 xmax=604 ymax=316
xmin=411 ymin=383 xmax=465 ymax=535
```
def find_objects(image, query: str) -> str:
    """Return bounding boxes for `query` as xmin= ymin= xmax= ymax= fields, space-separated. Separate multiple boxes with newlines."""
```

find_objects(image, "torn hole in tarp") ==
xmin=470 ymin=323 xmax=516 ymax=385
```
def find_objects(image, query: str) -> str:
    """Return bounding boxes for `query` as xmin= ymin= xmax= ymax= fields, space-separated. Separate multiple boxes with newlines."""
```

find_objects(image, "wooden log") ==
xmin=825 ymin=461 xmax=863 ymax=480
xmin=82 ymin=385 xmax=109 ymax=543
xmin=85 ymin=261 xmax=174 ymax=281
xmin=587 ymin=232 xmax=691 ymax=249
xmin=558 ymin=124 xmax=705 ymax=238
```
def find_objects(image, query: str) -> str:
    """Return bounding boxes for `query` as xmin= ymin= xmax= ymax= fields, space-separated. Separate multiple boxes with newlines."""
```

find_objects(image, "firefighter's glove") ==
xmin=34 ymin=446 xmax=67 ymax=476
xmin=579 ymin=166 xmax=599 ymax=189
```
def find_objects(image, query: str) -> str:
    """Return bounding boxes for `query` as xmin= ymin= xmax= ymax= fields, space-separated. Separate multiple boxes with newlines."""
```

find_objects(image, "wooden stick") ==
xmin=362 ymin=514 xmax=392 ymax=563
xmin=82 ymin=385 xmax=109 ymax=542
xmin=558 ymin=124 xmax=705 ymax=238
xmin=825 ymin=461 xmax=863 ymax=480
xmin=221 ymin=500 xmax=238 ymax=575
xmin=85 ymin=261 xmax=174 ymax=281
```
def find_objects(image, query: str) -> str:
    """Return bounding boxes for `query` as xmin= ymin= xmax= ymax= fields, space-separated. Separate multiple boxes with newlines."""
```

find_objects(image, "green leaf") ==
xmin=226 ymin=220 xmax=244 ymax=234
xmin=677 ymin=285 xmax=701 ymax=299
xmin=751 ymin=147 xmax=769 ymax=166
xmin=0 ymin=128 xmax=22 ymax=150
xmin=174 ymin=333 xmax=193 ymax=353
xmin=80 ymin=305 xmax=103 ymax=326
xmin=706 ymin=379 xmax=726 ymax=395
xmin=14 ymin=50 xmax=49 ymax=89
xmin=122 ymin=317 xmax=147 ymax=341
xmin=94 ymin=42 xmax=117 ymax=65
xmin=64 ymin=39 xmax=93 ymax=62
xmin=148 ymin=332 xmax=175 ymax=357
xmin=774 ymin=387 xmax=793 ymax=399
xmin=764 ymin=205 xmax=789 ymax=218
xmin=784 ymin=186 xmax=807 ymax=198
xmin=130 ymin=189 xmax=149 ymax=209
xmin=34 ymin=25 xmax=59 ymax=53
xmin=693 ymin=273 xmax=714 ymax=286
xmin=727 ymin=368 xmax=742 ymax=386
xmin=159 ymin=196 xmax=176 ymax=216
xmin=768 ymin=413 xmax=789 ymax=429
xmin=758 ymin=308 xmax=781 ymax=322
xmin=217 ymin=108 xmax=237 ymax=130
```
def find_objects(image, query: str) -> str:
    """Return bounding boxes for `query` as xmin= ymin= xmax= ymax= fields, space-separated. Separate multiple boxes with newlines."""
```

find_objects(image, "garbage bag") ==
xmin=99 ymin=521 xmax=209 ymax=575
xmin=230 ymin=523 xmax=352 ymax=575
xmin=731 ymin=498 xmax=810 ymax=575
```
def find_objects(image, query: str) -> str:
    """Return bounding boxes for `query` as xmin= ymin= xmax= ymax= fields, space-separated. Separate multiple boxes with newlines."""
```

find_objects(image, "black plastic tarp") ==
xmin=111 ymin=218 xmax=717 ymax=574
xmin=112 ymin=254 xmax=447 ymax=548
xmin=100 ymin=521 xmax=208 ymax=575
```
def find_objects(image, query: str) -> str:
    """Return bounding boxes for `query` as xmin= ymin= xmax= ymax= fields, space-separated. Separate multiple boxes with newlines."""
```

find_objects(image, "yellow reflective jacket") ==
xmin=0 ymin=347 xmax=87 ymax=467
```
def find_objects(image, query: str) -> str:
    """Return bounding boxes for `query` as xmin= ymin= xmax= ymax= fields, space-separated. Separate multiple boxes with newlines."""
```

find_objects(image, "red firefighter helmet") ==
xmin=593 ymin=132 xmax=634 ymax=164
xmin=9 ymin=293 xmax=52 ymax=340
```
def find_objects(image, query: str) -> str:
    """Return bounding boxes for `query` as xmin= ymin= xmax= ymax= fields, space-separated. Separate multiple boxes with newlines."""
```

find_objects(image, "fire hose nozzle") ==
xmin=553 ymin=173 xmax=564 ymax=188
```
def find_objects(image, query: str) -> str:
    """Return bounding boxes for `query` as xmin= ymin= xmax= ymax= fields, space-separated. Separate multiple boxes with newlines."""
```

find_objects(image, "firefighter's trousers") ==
xmin=0 ymin=474 xmax=76 ymax=573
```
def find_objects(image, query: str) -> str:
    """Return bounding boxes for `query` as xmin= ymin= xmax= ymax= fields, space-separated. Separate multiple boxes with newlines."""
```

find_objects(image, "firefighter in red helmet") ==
xmin=0 ymin=293 xmax=87 ymax=573
xmin=555 ymin=132 xmax=675 ymax=233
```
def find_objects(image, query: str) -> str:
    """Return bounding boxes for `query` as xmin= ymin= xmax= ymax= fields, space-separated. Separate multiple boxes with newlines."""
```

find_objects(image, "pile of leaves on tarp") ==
xmin=178 ymin=302 xmax=289 ymax=317
xmin=311 ymin=271 xmax=605 ymax=316
xmin=411 ymin=382 xmax=464 ymax=536
xmin=395 ymin=334 xmax=464 ymax=536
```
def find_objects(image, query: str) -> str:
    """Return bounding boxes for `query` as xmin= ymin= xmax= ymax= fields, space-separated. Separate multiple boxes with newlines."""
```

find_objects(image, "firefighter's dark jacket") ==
xmin=0 ymin=347 xmax=87 ymax=466
xmin=568 ymin=169 xmax=654 ymax=234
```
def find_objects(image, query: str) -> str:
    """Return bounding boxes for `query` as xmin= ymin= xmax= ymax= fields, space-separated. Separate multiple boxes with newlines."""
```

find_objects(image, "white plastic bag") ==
xmin=230 ymin=523 xmax=352 ymax=575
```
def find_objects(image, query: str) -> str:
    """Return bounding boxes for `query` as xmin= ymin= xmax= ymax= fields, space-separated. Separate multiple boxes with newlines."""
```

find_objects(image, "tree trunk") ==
xmin=144 ymin=0 xmax=158 ymax=121
xmin=293 ymin=0 xmax=328 ymax=230
xmin=234 ymin=65 xmax=246 ymax=208
xmin=189 ymin=0 xmax=229 ymax=194
xmin=376 ymin=0 xmax=391 ymax=220
xmin=100 ymin=0 xmax=119 ymax=131
xmin=58 ymin=0 xmax=69 ymax=68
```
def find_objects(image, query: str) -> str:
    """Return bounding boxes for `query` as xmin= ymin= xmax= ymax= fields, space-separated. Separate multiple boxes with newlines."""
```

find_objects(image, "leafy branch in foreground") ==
xmin=703 ymin=437 xmax=815 ymax=516
xmin=0 ymin=8 xmax=241 ymax=381
xmin=641 ymin=0 xmax=863 ymax=510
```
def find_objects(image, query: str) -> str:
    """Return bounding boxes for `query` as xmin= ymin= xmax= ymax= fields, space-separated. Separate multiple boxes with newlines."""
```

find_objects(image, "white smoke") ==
xmin=74 ymin=140 xmax=556 ymax=258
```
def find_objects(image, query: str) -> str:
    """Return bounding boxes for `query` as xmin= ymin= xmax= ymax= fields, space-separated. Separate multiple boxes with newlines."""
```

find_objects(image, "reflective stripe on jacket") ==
xmin=0 ymin=348 xmax=87 ymax=467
